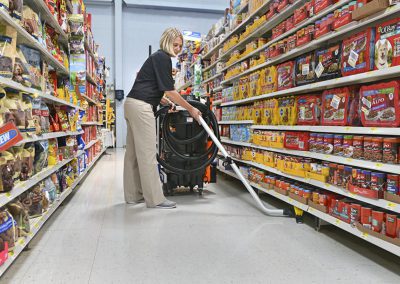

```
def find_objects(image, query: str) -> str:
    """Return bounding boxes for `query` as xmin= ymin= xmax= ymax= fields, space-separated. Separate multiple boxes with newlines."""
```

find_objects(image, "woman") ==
xmin=124 ymin=28 xmax=201 ymax=209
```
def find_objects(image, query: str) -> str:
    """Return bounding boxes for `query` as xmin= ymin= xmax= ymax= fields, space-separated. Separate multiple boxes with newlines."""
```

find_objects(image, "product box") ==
xmin=284 ymin=131 xmax=310 ymax=151
xmin=352 ymin=0 xmax=390 ymax=21
xmin=288 ymin=192 xmax=309 ymax=205
xmin=295 ymin=52 xmax=316 ymax=86
xmin=341 ymin=29 xmax=375 ymax=76
xmin=259 ymin=66 xmax=278 ymax=94
xmin=321 ymin=87 xmax=360 ymax=126
xmin=308 ymin=200 xmax=329 ymax=213
xmin=277 ymin=61 xmax=295 ymax=91
xmin=374 ymin=17 xmax=400 ymax=70
xmin=314 ymin=44 xmax=341 ymax=81
xmin=384 ymin=191 xmax=400 ymax=204
xmin=296 ymin=95 xmax=321 ymax=125
xmin=314 ymin=0 xmax=332 ymax=15
xmin=355 ymin=222 xmax=400 ymax=245
xmin=274 ymin=186 xmax=289 ymax=196
xmin=360 ymin=81 xmax=400 ymax=127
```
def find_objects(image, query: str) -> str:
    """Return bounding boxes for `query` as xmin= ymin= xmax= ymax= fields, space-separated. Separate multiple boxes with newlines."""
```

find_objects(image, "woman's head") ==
xmin=160 ymin=28 xmax=183 ymax=57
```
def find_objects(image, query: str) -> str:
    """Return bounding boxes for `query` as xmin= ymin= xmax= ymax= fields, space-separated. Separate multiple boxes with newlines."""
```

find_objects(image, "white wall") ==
xmin=86 ymin=3 xmax=223 ymax=147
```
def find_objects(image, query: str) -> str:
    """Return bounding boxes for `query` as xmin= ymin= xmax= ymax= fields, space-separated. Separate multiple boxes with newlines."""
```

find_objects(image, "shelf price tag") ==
xmin=5 ymin=192 xmax=12 ymax=199
xmin=375 ymin=163 xmax=383 ymax=168
xmin=386 ymin=202 xmax=396 ymax=210
xmin=335 ymin=219 xmax=341 ymax=225
xmin=361 ymin=232 xmax=368 ymax=239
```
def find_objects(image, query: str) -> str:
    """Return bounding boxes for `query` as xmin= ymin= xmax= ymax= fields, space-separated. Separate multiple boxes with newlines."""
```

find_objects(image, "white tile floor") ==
xmin=2 ymin=149 xmax=400 ymax=284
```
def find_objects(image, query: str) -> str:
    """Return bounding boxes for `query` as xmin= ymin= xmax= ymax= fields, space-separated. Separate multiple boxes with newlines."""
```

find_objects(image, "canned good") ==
xmin=361 ymin=170 xmax=371 ymax=189
xmin=383 ymin=138 xmax=399 ymax=164
xmin=324 ymin=134 xmax=334 ymax=154
xmin=309 ymin=133 xmax=318 ymax=152
xmin=363 ymin=137 xmax=373 ymax=160
xmin=352 ymin=136 xmax=364 ymax=160
xmin=342 ymin=135 xmax=354 ymax=158
xmin=333 ymin=135 xmax=343 ymax=155
xmin=371 ymin=137 xmax=383 ymax=162
xmin=370 ymin=172 xmax=386 ymax=192
xmin=386 ymin=174 xmax=399 ymax=195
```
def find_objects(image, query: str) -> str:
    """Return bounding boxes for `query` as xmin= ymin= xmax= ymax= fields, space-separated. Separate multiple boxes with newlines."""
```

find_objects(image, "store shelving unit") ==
xmin=218 ymin=120 xmax=253 ymax=125
xmin=213 ymin=99 xmax=222 ymax=106
xmin=0 ymin=148 xmax=107 ymax=276
xmin=82 ymin=121 xmax=103 ymax=126
xmin=203 ymin=73 xmax=223 ymax=84
xmin=84 ymin=139 xmax=99 ymax=150
xmin=212 ymin=86 xmax=223 ymax=93
xmin=176 ymin=80 xmax=192 ymax=92
xmin=16 ymin=131 xmax=84 ymax=146
xmin=80 ymin=93 xmax=99 ymax=105
xmin=217 ymin=165 xmax=400 ymax=256
xmin=0 ymin=9 xmax=69 ymax=76
xmin=203 ymin=60 xmax=220 ymax=73
xmin=87 ymin=73 xmax=98 ymax=86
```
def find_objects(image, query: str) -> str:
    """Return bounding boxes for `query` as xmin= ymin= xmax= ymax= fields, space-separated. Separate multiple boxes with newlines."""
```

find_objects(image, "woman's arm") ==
xmin=164 ymin=90 xmax=202 ymax=122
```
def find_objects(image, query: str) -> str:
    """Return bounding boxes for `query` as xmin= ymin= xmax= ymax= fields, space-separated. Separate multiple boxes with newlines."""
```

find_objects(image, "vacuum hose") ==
xmin=155 ymin=100 xmax=219 ymax=175
xmin=156 ymin=100 xmax=289 ymax=217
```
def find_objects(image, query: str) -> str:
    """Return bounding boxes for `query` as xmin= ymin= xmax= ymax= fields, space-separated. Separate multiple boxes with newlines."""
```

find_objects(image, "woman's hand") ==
xmin=189 ymin=107 xmax=202 ymax=123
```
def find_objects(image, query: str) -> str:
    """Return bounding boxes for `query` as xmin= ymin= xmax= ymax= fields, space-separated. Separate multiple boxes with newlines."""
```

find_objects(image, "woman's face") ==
xmin=173 ymin=37 xmax=183 ymax=56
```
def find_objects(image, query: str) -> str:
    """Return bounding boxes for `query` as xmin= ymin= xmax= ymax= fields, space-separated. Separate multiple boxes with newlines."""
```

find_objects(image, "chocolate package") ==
xmin=314 ymin=44 xmax=341 ymax=81
xmin=295 ymin=52 xmax=316 ymax=86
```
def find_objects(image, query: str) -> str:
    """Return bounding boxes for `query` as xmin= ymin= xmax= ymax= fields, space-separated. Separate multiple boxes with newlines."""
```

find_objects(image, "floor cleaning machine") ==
xmin=156 ymin=99 xmax=289 ymax=217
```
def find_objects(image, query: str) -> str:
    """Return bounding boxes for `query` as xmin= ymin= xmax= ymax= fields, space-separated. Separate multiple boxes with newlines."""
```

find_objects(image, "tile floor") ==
xmin=2 ymin=149 xmax=400 ymax=284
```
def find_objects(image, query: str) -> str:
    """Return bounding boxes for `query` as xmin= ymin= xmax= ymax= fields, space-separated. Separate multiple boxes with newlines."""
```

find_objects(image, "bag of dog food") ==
xmin=6 ymin=200 xmax=30 ymax=238
xmin=341 ymin=29 xmax=375 ymax=76
xmin=34 ymin=140 xmax=48 ymax=175
xmin=374 ymin=18 xmax=400 ymax=70
xmin=18 ymin=45 xmax=42 ymax=90
xmin=9 ymin=0 xmax=23 ymax=22
xmin=20 ymin=143 xmax=34 ymax=180
xmin=48 ymin=138 xmax=58 ymax=166
xmin=295 ymin=52 xmax=316 ymax=86
xmin=13 ymin=48 xmax=31 ymax=87
xmin=360 ymin=80 xmax=400 ymax=127
xmin=68 ymin=14 xmax=84 ymax=37
xmin=44 ymin=177 xmax=57 ymax=203
xmin=2 ymin=92 xmax=25 ymax=134
xmin=21 ymin=93 xmax=35 ymax=136
xmin=259 ymin=66 xmax=277 ymax=94
xmin=0 ymin=24 xmax=17 ymax=79
xmin=0 ymin=209 xmax=16 ymax=251
xmin=40 ymin=101 xmax=50 ymax=133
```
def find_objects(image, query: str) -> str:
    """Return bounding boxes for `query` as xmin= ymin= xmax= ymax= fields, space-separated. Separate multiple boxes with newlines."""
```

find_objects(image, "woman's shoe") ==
xmin=155 ymin=200 xmax=177 ymax=209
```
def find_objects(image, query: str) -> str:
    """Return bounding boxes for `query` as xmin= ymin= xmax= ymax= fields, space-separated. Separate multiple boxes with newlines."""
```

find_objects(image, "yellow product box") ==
xmin=255 ymin=150 xmax=264 ymax=164
xmin=278 ymin=96 xmax=297 ymax=125
xmin=306 ymin=172 xmax=328 ymax=183
xmin=284 ymin=168 xmax=307 ymax=178
xmin=259 ymin=66 xmax=277 ymax=95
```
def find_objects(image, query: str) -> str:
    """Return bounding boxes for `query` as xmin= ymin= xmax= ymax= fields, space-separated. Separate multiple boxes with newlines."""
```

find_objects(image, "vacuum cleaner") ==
xmin=156 ymin=100 xmax=289 ymax=217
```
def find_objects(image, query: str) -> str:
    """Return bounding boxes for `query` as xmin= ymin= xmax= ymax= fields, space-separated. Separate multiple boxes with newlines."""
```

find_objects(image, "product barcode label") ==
xmin=315 ymin=62 xmax=324 ymax=78
xmin=348 ymin=50 xmax=359 ymax=68
xmin=330 ymin=95 xmax=341 ymax=110
xmin=302 ymin=64 xmax=310 ymax=75
xmin=299 ymin=141 xmax=304 ymax=149
xmin=362 ymin=97 xmax=372 ymax=109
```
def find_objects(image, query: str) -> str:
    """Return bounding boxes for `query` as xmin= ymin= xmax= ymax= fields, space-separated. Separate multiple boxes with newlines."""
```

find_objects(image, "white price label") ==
xmin=361 ymin=106 xmax=370 ymax=116
xmin=315 ymin=62 xmax=324 ymax=78
xmin=302 ymin=64 xmax=310 ymax=75
xmin=330 ymin=95 xmax=341 ymax=110
xmin=348 ymin=50 xmax=359 ymax=68
xmin=362 ymin=97 xmax=372 ymax=109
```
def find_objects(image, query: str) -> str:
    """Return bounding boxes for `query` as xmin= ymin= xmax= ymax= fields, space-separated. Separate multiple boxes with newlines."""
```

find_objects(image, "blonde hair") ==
xmin=160 ymin=28 xmax=183 ymax=56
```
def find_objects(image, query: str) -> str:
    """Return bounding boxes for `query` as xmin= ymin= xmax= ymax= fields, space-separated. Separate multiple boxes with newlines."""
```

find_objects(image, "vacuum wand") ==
xmin=198 ymin=116 xmax=289 ymax=217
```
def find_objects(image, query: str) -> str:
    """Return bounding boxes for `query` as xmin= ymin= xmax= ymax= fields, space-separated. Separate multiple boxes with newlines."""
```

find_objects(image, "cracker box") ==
xmin=314 ymin=44 xmax=341 ymax=81
xmin=341 ymin=29 xmax=375 ymax=76
xmin=295 ymin=52 xmax=316 ymax=86
xmin=277 ymin=61 xmax=295 ymax=91
xmin=374 ymin=18 xmax=400 ymax=70
xmin=360 ymin=80 xmax=400 ymax=127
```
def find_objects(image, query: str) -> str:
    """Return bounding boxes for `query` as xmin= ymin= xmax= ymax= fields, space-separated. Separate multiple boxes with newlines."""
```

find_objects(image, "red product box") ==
xmin=332 ymin=13 xmax=352 ymax=30
xmin=296 ymin=95 xmax=321 ymax=125
xmin=348 ymin=183 xmax=380 ymax=199
xmin=285 ymin=16 xmax=295 ymax=32
xmin=314 ymin=0 xmax=332 ymax=15
xmin=277 ymin=61 xmax=295 ymax=91
xmin=314 ymin=24 xmax=331 ymax=39
xmin=321 ymin=87 xmax=359 ymax=126
xmin=360 ymin=81 xmax=400 ymax=127
xmin=371 ymin=210 xmax=384 ymax=233
xmin=277 ymin=0 xmax=289 ymax=12
xmin=296 ymin=25 xmax=314 ymax=47
xmin=386 ymin=214 xmax=398 ymax=238
xmin=361 ymin=206 xmax=372 ymax=228
xmin=294 ymin=4 xmax=308 ymax=25
xmin=284 ymin=131 xmax=310 ymax=151
xmin=374 ymin=17 xmax=400 ymax=70
xmin=341 ymin=28 xmax=375 ymax=76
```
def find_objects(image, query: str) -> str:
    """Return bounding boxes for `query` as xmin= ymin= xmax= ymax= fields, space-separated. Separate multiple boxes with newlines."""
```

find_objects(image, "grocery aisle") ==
xmin=2 ymin=149 xmax=400 ymax=284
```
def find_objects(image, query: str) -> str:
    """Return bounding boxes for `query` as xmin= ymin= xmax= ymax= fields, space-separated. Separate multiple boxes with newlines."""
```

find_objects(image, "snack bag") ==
xmin=68 ymin=14 xmax=84 ymax=37
xmin=48 ymin=139 xmax=58 ymax=166
xmin=277 ymin=61 xmax=294 ymax=91
xmin=34 ymin=140 xmax=49 ymax=174
xmin=360 ymin=81 xmax=400 ymax=127
xmin=7 ymin=201 xmax=30 ymax=237
xmin=9 ymin=146 xmax=23 ymax=183
xmin=9 ymin=0 xmax=23 ymax=22
xmin=2 ymin=92 xmax=25 ymax=134
xmin=19 ymin=45 xmax=42 ymax=90
xmin=278 ymin=97 xmax=297 ymax=125
xmin=249 ymin=71 xmax=260 ymax=97
xmin=297 ymin=95 xmax=321 ymax=125
xmin=44 ymin=177 xmax=57 ymax=203
xmin=238 ymin=76 xmax=249 ymax=99
xmin=21 ymin=93 xmax=35 ymax=136
xmin=22 ymin=6 xmax=40 ymax=39
xmin=259 ymin=66 xmax=277 ymax=94
xmin=31 ymin=97 xmax=42 ymax=134
xmin=374 ymin=18 xmax=400 ymax=70
xmin=0 ymin=24 xmax=17 ymax=79
xmin=22 ymin=143 xmax=35 ymax=180
xmin=0 ymin=151 xmax=15 ymax=192
xmin=0 ymin=209 xmax=16 ymax=251
xmin=341 ymin=29 xmax=375 ymax=76
xmin=40 ymin=101 xmax=50 ymax=133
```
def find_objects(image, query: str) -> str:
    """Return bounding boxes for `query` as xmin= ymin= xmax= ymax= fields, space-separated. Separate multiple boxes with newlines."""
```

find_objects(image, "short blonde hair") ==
xmin=160 ymin=28 xmax=183 ymax=56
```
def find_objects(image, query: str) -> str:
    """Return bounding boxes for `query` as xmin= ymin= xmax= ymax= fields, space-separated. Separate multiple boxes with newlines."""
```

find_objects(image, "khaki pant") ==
xmin=123 ymin=98 xmax=166 ymax=207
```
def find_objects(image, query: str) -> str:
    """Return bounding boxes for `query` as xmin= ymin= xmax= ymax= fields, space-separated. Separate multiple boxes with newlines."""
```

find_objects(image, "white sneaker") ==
xmin=155 ymin=200 xmax=177 ymax=209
